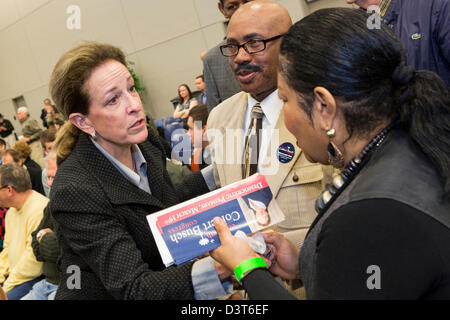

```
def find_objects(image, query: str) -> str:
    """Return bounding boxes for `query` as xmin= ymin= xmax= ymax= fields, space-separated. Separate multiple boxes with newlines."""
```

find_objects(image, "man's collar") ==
xmin=247 ymin=90 xmax=282 ymax=125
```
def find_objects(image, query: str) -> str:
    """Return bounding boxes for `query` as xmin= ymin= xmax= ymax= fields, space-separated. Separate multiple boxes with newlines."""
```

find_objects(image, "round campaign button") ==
xmin=277 ymin=142 xmax=295 ymax=163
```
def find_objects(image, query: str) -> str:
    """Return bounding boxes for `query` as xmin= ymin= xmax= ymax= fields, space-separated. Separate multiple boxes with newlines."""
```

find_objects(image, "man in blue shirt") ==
xmin=346 ymin=0 xmax=450 ymax=85
xmin=194 ymin=75 xmax=207 ymax=105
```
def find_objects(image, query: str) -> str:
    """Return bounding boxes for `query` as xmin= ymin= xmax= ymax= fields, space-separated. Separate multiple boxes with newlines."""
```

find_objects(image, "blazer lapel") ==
xmin=261 ymin=110 xmax=302 ymax=197
xmin=217 ymin=93 xmax=248 ymax=186
xmin=74 ymin=133 xmax=167 ymax=210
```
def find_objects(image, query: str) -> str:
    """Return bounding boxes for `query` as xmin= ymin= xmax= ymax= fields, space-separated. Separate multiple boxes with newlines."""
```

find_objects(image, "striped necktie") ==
xmin=378 ymin=0 xmax=391 ymax=18
xmin=242 ymin=103 xmax=264 ymax=178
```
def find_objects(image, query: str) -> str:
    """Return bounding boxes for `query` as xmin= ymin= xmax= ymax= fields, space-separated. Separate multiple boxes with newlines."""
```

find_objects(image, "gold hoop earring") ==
xmin=326 ymin=128 xmax=344 ymax=169
xmin=326 ymin=128 xmax=336 ymax=138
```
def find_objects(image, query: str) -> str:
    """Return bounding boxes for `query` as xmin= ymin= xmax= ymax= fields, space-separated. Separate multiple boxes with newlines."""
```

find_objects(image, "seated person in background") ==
xmin=2 ymin=149 xmax=44 ymax=196
xmin=1 ymin=149 xmax=20 ymax=166
xmin=0 ymin=114 xmax=15 ymax=148
xmin=168 ymin=84 xmax=199 ymax=162
xmin=0 ymin=139 xmax=6 ymax=164
xmin=40 ymin=99 xmax=57 ymax=129
xmin=173 ymin=84 xmax=198 ymax=124
xmin=10 ymin=142 xmax=45 ymax=195
xmin=147 ymin=114 xmax=192 ymax=185
xmin=40 ymin=127 xmax=57 ymax=158
xmin=17 ymin=107 xmax=43 ymax=168
xmin=187 ymin=104 xmax=210 ymax=172
xmin=44 ymin=105 xmax=64 ymax=131
xmin=0 ymin=163 xmax=48 ymax=300
xmin=194 ymin=75 xmax=207 ymax=105
xmin=21 ymin=152 xmax=59 ymax=300
xmin=40 ymin=128 xmax=57 ymax=196
xmin=211 ymin=7 xmax=450 ymax=300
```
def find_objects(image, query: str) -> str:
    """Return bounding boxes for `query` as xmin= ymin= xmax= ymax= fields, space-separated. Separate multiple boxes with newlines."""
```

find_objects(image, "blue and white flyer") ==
xmin=147 ymin=173 xmax=285 ymax=266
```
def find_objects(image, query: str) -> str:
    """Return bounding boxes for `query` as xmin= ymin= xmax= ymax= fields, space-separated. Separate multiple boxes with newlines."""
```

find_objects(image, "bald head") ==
xmin=229 ymin=0 xmax=292 ymax=35
xmin=225 ymin=0 xmax=292 ymax=101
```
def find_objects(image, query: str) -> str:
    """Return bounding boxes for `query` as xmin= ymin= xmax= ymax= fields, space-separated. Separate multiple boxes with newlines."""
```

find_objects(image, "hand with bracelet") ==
xmin=210 ymin=217 xmax=265 ymax=283
xmin=210 ymin=217 xmax=300 ymax=283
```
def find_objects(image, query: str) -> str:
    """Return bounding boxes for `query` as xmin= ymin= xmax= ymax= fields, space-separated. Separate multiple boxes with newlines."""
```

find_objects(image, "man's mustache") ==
xmin=234 ymin=63 xmax=262 ymax=74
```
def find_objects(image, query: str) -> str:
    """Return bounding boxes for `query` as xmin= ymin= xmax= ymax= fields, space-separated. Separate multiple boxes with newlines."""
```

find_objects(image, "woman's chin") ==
xmin=131 ymin=126 xmax=149 ymax=144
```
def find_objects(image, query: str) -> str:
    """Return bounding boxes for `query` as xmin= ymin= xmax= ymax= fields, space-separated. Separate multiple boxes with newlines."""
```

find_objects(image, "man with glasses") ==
xmin=206 ymin=0 xmax=333 ymax=298
xmin=0 ymin=163 xmax=48 ymax=299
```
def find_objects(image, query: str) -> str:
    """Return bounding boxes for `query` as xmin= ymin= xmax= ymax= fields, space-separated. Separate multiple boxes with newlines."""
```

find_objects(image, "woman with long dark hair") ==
xmin=173 ymin=84 xmax=198 ymax=121
xmin=211 ymin=8 xmax=450 ymax=299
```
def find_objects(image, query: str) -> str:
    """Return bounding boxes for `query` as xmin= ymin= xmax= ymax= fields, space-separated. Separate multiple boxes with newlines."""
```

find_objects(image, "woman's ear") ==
xmin=312 ymin=87 xmax=338 ymax=131
xmin=218 ymin=2 xmax=228 ymax=18
xmin=69 ymin=113 xmax=94 ymax=136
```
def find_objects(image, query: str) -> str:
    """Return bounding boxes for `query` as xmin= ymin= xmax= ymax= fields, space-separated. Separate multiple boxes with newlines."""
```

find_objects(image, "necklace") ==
xmin=315 ymin=122 xmax=395 ymax=215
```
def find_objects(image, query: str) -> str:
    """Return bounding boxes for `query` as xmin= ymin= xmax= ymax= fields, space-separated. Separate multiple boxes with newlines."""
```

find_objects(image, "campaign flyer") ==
xmin=147 ymin=173 xmax=285 ymax=266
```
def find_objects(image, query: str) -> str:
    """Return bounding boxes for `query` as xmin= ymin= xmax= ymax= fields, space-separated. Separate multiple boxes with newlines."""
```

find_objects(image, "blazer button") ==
xmin=293 ymin=174 xmax=299 ymax=182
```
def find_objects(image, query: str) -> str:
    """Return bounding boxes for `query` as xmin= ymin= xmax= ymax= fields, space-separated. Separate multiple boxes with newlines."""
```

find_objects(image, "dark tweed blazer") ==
xmin=50 ymin=129 xmax=209 ymax=300
xmin=203 ymin=41 xmax=241 ymax=112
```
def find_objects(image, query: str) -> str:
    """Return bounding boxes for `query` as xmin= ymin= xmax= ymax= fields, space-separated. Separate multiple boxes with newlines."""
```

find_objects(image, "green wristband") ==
xmin=234 ymin=257 xmax=268 ymax=282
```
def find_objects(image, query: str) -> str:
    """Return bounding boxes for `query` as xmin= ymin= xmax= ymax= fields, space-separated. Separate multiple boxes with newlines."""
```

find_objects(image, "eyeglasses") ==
xmin=220 ymin=34 xmax=285 ymax=57
xmin=0 ymin=185 xmax=9 ymax=190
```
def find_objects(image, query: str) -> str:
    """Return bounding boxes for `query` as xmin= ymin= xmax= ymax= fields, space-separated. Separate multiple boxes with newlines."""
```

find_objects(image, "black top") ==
xmin=242 ymin=198 xmax=450 ymax=299
xmin=0 ymin=118 xmax=14 ymax=138
xmin=31 ymin=204 xmax=59 ymax=285
xmin=24 ymin=157 xmax=45 ymax=195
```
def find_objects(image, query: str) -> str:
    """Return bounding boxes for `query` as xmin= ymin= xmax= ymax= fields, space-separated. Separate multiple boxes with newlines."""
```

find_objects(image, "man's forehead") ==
xmin=227 ymin=16 xmax=272 ymax=41
xmin=227 ymin=12 xmax=280 ymax=39
xmin=227 ymin=32 xmax=265 ymax=42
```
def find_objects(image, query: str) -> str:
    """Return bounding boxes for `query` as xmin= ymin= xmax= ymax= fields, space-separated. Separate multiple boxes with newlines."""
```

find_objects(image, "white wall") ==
xmin=308 ymin=0 xmax=350 ymax=12
xmin=0 ymin=0 xmax=350 ymax=131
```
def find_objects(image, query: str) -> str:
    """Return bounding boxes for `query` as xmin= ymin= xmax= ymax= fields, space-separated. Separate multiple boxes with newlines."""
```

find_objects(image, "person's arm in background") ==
xmin=183 ymin=100 xmax=199 ymax=119
xmin=173 ymin=104 xmax=183 ymax=119
xmin=31 ymin=205 xmax=58 ymax=264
